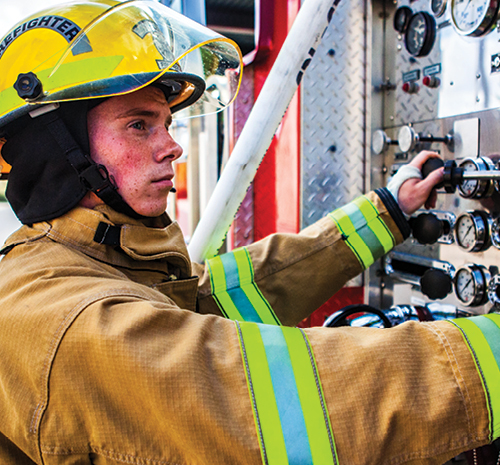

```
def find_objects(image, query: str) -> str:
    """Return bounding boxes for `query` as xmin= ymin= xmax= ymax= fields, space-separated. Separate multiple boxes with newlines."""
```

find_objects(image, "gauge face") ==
xmin=451 ymin=0 xmax=500 ymax=36
xmin=455 ymin=267 xmax=477 ymax=305
xmin=455 ymin=265 xmax=489 ymax=306
xmin=492 ymin=218 xmax=500 ymax=249
xmin=495 ymin=160 xmax=500 ymax=193
xmin=394 ymin=6 xmax=413 ymax=33
xmin=458 ymin=159 xmax=480 ymax=197
xmin=404 ymin=12 xmax=437 ymax=57
xmin=458 ymin=157 xmax=495 ymax=198
xmin=432 ymin=0 xmax=447 ymax=16
xmin=488 ymin=275 xmax=500 ymax=307
xmin=455 ymin=211 xmax=490 ymax=251
xmin=455 ymin=213 xmax=478 ymax=250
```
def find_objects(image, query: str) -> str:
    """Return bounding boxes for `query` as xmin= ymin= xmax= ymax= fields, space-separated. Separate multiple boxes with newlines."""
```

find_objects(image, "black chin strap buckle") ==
xmin=79 ymin=163 xmax=117 ymax=194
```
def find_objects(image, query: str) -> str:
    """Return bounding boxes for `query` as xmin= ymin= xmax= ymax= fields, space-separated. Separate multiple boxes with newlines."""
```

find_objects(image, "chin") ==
xmin=134 ymin=204 xmax=168 ymax=217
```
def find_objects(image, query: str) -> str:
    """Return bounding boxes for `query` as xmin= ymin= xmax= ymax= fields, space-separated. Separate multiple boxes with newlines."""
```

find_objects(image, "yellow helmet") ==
xmin=0 ymin=0 xmax=243 ymax=222
xmin=0 ymin=0 xmax=242 ymax=129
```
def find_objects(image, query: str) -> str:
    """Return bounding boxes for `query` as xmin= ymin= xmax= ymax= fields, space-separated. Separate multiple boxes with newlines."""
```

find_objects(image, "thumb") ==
xmin=420 ymin=166 xmax=444 ymax=191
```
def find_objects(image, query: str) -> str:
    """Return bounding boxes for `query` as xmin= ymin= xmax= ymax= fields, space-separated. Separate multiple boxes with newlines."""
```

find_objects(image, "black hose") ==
xmin=323 ymin=304 xmax=392 ymax=328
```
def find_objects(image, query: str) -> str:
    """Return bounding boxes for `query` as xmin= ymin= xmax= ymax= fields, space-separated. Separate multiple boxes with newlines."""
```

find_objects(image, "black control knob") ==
xmin=410 ymin=213 xmax=449 ymax=244
xmin=420 ymin=269 xmax=453 ymax=300
xmin=14 ymin=72 xmax=43 ymax=100
xmin=421 ymin=157 xmax=444 ymax=181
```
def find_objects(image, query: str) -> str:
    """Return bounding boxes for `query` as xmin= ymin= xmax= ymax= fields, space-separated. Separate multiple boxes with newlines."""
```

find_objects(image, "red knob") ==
xmin=402 ymin=81 xmax=419 ymax=93
xmin=422 ymin=75 xmax=440 ymax=88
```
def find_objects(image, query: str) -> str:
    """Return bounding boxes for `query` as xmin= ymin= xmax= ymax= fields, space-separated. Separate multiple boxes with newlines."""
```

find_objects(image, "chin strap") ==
xmin=40 ymin=111 xmax=143 ymax=219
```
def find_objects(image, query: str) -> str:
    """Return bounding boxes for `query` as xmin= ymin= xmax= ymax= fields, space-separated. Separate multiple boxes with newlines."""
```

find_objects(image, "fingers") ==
xmin=419 ymin=165 xmax=444 ymax=189
xmin=409 ymin=150 xmax=441 ymax=170
xmin=424 ymin=189 xmax=438 ymax=210
xmin=398 ymin=165 xmax=443 ymax=215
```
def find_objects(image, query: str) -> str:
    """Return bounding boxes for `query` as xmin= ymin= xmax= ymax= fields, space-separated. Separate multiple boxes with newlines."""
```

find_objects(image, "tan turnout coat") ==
xmin=0 ymin=190 xmax=493 ymax=465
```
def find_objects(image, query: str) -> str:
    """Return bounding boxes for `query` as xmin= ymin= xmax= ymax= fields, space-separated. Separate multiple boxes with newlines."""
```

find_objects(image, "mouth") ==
xmin=151 ymin=175 xmax=174 ymax=189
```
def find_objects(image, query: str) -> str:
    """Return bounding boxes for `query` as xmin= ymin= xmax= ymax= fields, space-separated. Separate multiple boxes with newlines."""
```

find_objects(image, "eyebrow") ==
xmin=116 ymin=108 xmax=172 ymax=126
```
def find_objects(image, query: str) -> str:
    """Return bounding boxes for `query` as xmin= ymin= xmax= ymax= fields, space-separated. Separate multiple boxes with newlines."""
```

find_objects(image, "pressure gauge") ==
xmin=451 ymin=0 xmax=500 ymax=36
xmin=404 ymin=12 xmax=437 ymax=57
xmin=431 ymin=0 xmax=447 ymax=17
xmin=495 ymin=160 xmax=500 ymax=193
xmin=394 ymin=6 xmax=413 ymax=33
xmin=492 ymin=217 xmax=500 ymax=249
xmin=454 ymin=211 xmax=491 ymax=252
xmin=454 ymin=264 xmax=491 ymax=306
xmin=458 ymin=157 xmax=495 ymax=199
xmin=488 ymin=274 xmax=500 ymax=307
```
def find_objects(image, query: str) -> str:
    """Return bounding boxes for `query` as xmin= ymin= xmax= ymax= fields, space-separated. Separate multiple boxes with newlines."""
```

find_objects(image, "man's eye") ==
xmin=130 ymin=121 xmax=145 ymax=130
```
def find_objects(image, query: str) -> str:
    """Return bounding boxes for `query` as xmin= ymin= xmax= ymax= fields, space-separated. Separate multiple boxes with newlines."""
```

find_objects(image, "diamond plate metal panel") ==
xmin=232 ymin=65 xmax=255 ymax=248
xmin=301 ymin=0 xmax=369 ymax=287
xmin=391 ymin=37 xmax=441 ymax=127
xmin=301 ymin=0 xmax=368 ymax=231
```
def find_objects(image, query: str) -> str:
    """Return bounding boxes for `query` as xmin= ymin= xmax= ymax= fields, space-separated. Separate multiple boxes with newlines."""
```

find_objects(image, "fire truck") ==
xmin=167 ymin=1 xmax=500 ymax=462
xmin=171 ymin=0 xmax=500 ymax=326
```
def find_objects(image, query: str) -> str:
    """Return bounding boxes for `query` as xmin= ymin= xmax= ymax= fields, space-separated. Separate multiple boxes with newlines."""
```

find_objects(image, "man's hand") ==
xmin=397 ymin=151 xmax=444 ymax=216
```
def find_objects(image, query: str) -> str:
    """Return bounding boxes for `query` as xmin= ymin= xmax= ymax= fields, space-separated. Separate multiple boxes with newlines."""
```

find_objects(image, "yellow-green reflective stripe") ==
xmin=237 ymin=322 xmax=337 ymax=465
xmin=328 ymin=196 xmax=395 ymax=269
xmin=237 ymin=322 xmax=288 ymax=464
xmin=40 ymin=56 xmax=124 ymax=91
xmin=207 ymin=256 xmax=244 ymax=320
xmin=282 ymin=327 xmax=337 ymax=464
xmin=451 ymin=316 xmax=500 ymax=439
xmin=329 ymin=210 xmax=372 ymax=268
xmin=353 ymin=197 xmax=394 ymax=253
xmin=234 ymin=249 xmax=280 ymax=325
xmin=0 ymin=56 xmax=124 ymax=119
xmin=207 ymin=249 xmax=280 ymax=325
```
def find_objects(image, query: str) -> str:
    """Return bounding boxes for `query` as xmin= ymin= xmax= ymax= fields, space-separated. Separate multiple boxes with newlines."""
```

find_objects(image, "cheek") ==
xmin=112 ymin=153 xmax=149 ymax=195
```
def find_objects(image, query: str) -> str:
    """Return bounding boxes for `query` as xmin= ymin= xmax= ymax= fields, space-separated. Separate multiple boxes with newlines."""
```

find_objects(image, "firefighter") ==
xmin=0 ymin=1 xmax=497 ymax=464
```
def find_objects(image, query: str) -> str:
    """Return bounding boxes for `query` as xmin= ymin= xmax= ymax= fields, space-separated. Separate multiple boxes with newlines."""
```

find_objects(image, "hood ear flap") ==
xmin=2 ymin=99 xmax=140 ymax=224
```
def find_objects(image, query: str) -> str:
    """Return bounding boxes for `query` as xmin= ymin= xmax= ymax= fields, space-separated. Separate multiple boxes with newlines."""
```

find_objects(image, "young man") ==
xmin=0 ymin=1 xmax=497 ymax=465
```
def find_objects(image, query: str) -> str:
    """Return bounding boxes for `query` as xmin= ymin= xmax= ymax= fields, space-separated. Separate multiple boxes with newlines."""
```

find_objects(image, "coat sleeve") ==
xmin=39 ymin=294 xmax=498 ymax=465
xmin=196 ymin=188 xmax=411 ymax=326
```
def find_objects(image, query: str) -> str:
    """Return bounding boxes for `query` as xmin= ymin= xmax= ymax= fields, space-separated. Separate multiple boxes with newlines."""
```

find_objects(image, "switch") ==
xmin=422 ymin=75 xmax=440 ymax=88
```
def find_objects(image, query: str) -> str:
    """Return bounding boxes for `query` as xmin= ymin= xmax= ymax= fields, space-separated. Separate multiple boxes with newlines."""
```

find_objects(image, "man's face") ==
xmin=87 ymin=86 xmax=183 ymax=217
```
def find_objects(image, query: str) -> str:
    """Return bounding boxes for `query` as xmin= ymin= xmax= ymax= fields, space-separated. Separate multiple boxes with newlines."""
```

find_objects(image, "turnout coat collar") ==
xmin=2 ymin=205 xmax=193 ymax=278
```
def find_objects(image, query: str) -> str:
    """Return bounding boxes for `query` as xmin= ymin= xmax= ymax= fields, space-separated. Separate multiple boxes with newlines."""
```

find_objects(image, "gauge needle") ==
xmin=461 ymin=0 xmax=473 ymax=17
xmin=464 ymin=224 xmax=473 ymax=239
xmin=415 ymin=22 xmax=425 ymax=34
xmin=462 ymin=277 xmax=473 ymax=291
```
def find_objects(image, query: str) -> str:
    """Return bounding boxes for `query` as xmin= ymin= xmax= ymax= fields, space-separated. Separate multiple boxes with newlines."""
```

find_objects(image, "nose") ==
xmin=154 ymin=127 xmax=183 ymax=163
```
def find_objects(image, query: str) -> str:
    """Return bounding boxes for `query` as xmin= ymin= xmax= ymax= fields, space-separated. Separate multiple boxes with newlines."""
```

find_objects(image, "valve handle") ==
xmin=420 ymin=269 xmax=453 ymax=300
xmin=410 ymin=212 xmax=444 ymax=244
xmin=421 ymin=158 xmax=445 ymax=189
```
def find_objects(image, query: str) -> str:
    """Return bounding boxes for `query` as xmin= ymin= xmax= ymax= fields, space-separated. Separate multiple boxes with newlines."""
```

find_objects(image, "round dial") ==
xmin=451 ymin=0 xmax=500 ymax=36
xmin=372 ymin=130 xmax=389 ymax=155
xmin=495 ymin=160 xmax=500 ymax=193
xmin=488 ymin=274 xmax=500 ymax=307
xmin=404 ymin=12 xmax=437 ymax=57
xmin=394 ymin=6 xmax=413 ymax=32
xmin=455 ymin=211 xmax=490 ymax=252
xmin=398 ymin=125 xmax=418 ymax=153
xmin=458 ymin=157 xmax=495 ymax=198
xmin=492 ymin=217 xmax=500 ymax=249
xmin=432 ymin=0 xmax=447 ymax=16
xmin=454 ymin=264 xmax=490 ymax=306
